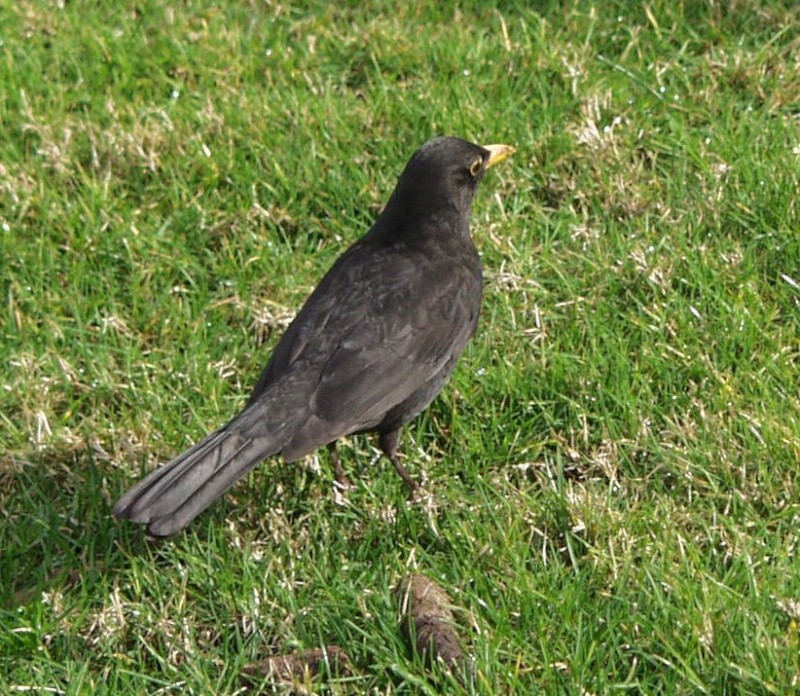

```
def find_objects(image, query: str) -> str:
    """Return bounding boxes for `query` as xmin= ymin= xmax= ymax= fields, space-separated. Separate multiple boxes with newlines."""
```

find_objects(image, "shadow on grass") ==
xmin=1 ymin=444 xmax=386 ymax=608
xmin=1 ymin=451 xmax=145 ymax=608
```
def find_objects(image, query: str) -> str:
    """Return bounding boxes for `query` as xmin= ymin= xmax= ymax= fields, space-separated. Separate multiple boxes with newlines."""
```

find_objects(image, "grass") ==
xmin=2 ymin=0 xmax=799 ymax=692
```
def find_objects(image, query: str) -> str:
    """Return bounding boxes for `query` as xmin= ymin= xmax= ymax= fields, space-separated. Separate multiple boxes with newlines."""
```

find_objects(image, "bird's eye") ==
xmin=469 ymin=157 xmax=483 ymax=177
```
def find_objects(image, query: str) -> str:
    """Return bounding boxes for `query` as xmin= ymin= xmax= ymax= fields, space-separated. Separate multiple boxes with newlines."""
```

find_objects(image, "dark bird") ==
xmin=113 ymin=136 xmax=514 ymax=536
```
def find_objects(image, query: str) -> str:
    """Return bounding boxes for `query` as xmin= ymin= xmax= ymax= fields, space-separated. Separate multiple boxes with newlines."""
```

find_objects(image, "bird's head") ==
xmin=382 ymin=136 xmax=515 ymax=227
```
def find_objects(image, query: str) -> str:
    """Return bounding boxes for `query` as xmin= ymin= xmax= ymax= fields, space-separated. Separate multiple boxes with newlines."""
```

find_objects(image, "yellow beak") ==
xmin=483 ymin=143 xmax=516 ymax=169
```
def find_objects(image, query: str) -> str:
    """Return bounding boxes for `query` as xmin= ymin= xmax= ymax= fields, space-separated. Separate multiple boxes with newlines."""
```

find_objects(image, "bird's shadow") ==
xmin=1 ymin=450 xmax=131 ymax=608
xmin=1 ymin=447 xmax=258 ymax=609
xmin=2 ymin=433 xmax=450 ymax=615
xmin=0 ymin=444 xmax=350 ymax=605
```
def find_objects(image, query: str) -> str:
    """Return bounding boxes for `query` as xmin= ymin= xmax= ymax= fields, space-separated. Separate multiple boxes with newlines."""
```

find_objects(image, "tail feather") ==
xmin=113 ymin=408 xmax=291 ymax=537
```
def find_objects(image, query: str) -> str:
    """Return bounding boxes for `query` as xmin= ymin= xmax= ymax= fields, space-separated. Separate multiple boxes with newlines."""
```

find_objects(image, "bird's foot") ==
xmin=388 ymin=456 xmax=420 ymax=499
xmin=405 ymin=479 xmax=421 ymax=502
xmin=333 ymin=473 xmax=354 ymax=492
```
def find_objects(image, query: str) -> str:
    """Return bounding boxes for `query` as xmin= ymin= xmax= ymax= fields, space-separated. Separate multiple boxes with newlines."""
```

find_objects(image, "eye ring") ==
xmin=469 ymin=157 xmax=483 ymax=177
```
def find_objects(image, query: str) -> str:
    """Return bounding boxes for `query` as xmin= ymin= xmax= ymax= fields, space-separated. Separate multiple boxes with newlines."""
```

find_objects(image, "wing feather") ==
xmin=251 ymin=238 xmax=481 ymax=456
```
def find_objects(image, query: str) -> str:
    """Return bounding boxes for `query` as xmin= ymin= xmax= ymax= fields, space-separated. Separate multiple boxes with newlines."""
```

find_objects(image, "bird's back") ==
xmin=249 ymin=222 xmax=483 ymax=460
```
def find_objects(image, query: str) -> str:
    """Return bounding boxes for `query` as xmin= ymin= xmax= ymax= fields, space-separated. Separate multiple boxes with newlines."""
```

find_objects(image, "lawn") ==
xmin=2 ymin=0 xmax=799 ymax=693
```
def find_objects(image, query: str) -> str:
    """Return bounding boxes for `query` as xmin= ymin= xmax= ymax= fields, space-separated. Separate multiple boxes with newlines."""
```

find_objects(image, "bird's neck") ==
xmin=378 ymin=190 xmax=471 ymax=239
xmin=367 ymin=208 xmax=473 ymax=253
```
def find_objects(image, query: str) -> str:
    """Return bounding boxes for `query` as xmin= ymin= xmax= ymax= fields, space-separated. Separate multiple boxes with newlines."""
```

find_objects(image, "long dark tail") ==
xmin=112 ymin=403 xmax=294 ymax=537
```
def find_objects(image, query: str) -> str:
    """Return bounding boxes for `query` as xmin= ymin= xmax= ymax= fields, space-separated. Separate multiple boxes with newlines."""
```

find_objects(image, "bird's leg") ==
xmin=379 ymin=428 xmax=419 ymax=497
xmin=328 ymin=441 xmax=351 ymax=490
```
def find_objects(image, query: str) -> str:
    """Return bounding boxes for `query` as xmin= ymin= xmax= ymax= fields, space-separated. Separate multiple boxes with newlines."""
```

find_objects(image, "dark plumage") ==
xmin=113 ymin=136 xmax=514 ymax=536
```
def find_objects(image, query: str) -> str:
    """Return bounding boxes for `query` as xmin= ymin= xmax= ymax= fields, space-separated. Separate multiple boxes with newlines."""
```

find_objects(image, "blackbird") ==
xmin=113 ymin=136 xmax=514 ymax=536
